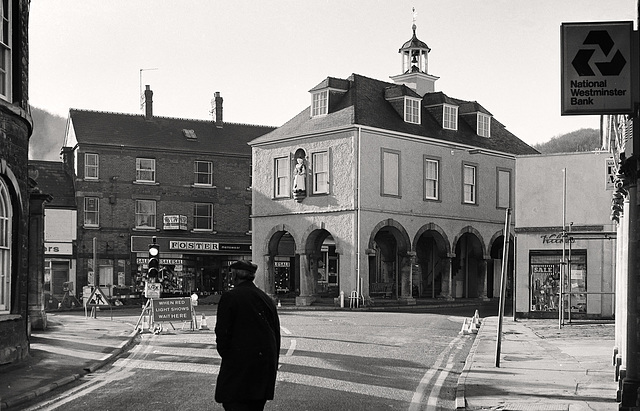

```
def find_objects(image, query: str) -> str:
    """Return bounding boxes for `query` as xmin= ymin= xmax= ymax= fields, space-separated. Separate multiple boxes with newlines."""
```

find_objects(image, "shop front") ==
xmin=44 ymin=242 xmax=77 ymax=310
xmin=515 ymin=229 xmax=615 ymax=319
xmin=131 ymin=236 xmax=252 ymax=297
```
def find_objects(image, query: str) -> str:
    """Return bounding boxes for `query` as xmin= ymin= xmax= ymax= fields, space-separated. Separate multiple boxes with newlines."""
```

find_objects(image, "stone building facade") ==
xmin=0 ymin=1 xmax=35 ymax=365
xmin=250 ymin=23 xmax=538 ymax=306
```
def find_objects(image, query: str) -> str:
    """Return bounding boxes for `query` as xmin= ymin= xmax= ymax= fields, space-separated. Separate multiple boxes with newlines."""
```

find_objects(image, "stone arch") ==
xmin=412 ymin=222 xmax=452 ymax=256
xmin=367 ymin=219 xmax=414 ymax=302
xmin=452 ymin=226 xmax=488 ymax=259
xmin=412 ymin=223 xmax=453 ymax=298
xmin=260 ymin=224 xmax=299 ymax=297
xmin=488 ymin=229 xmax=516 ymax=299
xmin=451 ymin=226 xmax=487 ymax=299
xmin=367 ymin=218 xmax=411 ymax=254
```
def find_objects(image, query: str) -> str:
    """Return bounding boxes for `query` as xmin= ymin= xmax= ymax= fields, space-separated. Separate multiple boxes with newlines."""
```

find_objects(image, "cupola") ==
xmin=390 ymin=9 xmax=439 ymax=97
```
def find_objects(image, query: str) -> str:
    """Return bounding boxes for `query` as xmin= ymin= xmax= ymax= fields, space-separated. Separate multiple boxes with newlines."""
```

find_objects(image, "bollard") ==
xmin=200 ymin=315 xmax=208 ymax=330
xmin=339 ymin=291 xmax=344 ymax=308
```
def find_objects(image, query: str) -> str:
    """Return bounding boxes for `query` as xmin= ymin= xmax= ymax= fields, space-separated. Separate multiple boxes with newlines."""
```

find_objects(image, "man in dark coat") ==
xmin=215 ymin=260 xmax=281 ymax=411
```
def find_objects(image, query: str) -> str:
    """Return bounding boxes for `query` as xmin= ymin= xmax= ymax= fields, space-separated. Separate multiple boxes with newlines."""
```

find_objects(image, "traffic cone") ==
xmin=200 ymin=314 xmax=208 ymax=330
xmin=460 ymin=318 xmax=468 ymax=335
xmin=469 ymin=318 xmax=478 ymax=334
xmin=277 ymin=299 xmax=281 ymax=308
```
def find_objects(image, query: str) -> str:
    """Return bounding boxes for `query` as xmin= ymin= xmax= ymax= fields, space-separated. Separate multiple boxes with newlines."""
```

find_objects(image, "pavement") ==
xmin=0 ymin=303 xmax=619 ymax=410
xmin=457 ymin=316 xmax=617 ymax=410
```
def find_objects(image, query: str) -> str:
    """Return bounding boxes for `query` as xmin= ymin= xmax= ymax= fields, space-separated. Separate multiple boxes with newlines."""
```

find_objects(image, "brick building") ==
xmin=0 ymin=1 xmax=37 ymax=365
xmin=28 ymin=160 xmax=77 ymax=310
xmin=62 ymin=89 xmax=274 ymax=301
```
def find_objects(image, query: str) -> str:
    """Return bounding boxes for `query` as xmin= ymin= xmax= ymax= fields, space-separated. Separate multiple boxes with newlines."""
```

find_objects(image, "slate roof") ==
xmin=251 ymin=74 xmax=539 ymax=156
xmin=69 ymin=109 xmax=276 ymax=156
xmin=28 ymin=161 xmax=76 ymax=208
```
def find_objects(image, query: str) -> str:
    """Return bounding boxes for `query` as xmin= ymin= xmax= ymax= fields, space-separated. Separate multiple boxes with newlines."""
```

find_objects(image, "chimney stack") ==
xmin=60 ymin=146 xmax=75 ymax=175
xmin=214 ymin=91 xmax=223 ymax=128
xmin=144 ymin=85 xmax=153 ymax=120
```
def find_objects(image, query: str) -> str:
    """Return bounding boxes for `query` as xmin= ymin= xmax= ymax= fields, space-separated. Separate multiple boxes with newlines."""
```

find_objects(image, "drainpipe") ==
xmin=356 ymin=126 xmax=362 ymax=302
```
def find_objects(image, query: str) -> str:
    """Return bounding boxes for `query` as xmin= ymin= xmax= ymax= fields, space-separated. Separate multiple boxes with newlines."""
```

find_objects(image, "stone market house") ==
xmin=250 ymin=22 xmax=538 ymax=306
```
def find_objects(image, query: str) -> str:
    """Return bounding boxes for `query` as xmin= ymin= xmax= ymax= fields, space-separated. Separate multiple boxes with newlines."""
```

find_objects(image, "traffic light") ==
xmin=148 ymin=239 xmax=160 ymax=280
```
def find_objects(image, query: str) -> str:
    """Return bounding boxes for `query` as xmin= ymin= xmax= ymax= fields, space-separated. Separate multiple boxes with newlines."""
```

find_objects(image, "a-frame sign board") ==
xmin=84 ymin=286 xmax=112 ymax=319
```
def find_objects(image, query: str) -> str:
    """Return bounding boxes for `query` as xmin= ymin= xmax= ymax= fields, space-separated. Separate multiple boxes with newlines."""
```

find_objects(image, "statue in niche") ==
xmin=292 ymin=157 xmax=307 ymax=201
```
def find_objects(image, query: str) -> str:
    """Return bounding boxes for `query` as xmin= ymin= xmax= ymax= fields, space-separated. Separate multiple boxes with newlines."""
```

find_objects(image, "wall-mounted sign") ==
xmin=561 ymin=21 xmax=634 ymax=115
xmin=540 ymin=233 xmax=576 ymax=245
xmin=44 ymin=242 xmax=73 ymax=255
xmin=163 ymin=215 xmax=187 ymax=230
xmin=170 ymin=240 xmax=219 ymax=251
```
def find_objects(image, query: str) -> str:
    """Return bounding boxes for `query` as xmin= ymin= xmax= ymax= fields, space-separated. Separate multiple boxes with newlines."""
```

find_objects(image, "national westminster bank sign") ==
xmin=561 ymin=21 xmax=634 ymax=115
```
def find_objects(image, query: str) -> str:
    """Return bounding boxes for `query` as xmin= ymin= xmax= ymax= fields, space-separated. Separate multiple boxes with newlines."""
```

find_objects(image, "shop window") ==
xmin=530 ymin=251 xmax=587 ymax=313
xmin=135 ymin=199 xmax=156 ymax=229
xmin=0 ymin=178 xmax=11 ymax=313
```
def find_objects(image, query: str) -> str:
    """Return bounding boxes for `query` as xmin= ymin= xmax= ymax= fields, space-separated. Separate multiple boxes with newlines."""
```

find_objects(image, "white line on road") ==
xmin=409 ymin=334 xmax=467 ymax=411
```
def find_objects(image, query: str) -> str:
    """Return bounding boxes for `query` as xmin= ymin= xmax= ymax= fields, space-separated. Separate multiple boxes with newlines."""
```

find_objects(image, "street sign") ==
xmin=85 ymin=286 xmax=111 ymax=308
xmin=144 ymin=282 xmax=161 ymax=299
xmin=151 ymin=297 xmax=193 ymax=323
xmin=561 ymin=21 xmax=634 ymax=115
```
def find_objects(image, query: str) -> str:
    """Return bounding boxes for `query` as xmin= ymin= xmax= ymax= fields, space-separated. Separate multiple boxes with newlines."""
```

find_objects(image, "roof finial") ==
xmin=412 ymin=7 xmax=417 ymax=33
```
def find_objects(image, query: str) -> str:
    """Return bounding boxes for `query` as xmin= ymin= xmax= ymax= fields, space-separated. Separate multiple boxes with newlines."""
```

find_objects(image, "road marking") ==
xmin=281 ymin=326 xmax=292 ymax=335
xmin=409 ymin=334 xmax=467 ymax=411
xmin=425 ymin=341 xmax=466 ymax=410
xmin=285 ymin=339 xmax=296 ymax=356
xmin=276 ymin=370 xmax=414 ymax=402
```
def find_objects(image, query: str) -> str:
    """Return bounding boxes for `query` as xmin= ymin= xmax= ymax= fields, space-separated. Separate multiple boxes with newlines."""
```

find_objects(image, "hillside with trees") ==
xmin=532 ymin=128 xmax=601 ymax=154
xmin=29 ymin=107 xmax=67 ymax=161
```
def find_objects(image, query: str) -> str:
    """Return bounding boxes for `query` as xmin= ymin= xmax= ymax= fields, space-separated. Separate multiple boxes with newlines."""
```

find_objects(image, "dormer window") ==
xmin=443 ymin=104 xmax=458 ymax=130
xmin=311 ymin=90 xmax=328 ymax=117
xmin=478 ymin=113 xmax=491 ymax=137
xmin=404 ymin=97 xmax=421 ymax=124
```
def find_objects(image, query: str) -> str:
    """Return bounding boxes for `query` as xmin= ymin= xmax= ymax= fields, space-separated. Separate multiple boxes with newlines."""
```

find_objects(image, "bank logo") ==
xmin=572 ymin=30 xmax=626 ymax=76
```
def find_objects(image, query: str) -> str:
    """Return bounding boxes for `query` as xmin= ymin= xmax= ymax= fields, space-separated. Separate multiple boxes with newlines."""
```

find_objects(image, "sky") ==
xmin=29 ymin=0 xmax=638 ymax=147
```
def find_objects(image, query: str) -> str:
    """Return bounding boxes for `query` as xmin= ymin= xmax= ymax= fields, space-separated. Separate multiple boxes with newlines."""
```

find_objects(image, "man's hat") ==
xmin=229 ymin=260 xmax=257 ymax=273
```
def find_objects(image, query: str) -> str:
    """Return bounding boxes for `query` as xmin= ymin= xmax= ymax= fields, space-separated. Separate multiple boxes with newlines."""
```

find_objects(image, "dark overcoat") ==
xmin=214 ymin=281 xmax=281 ymax=404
